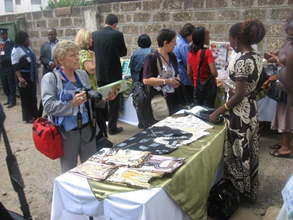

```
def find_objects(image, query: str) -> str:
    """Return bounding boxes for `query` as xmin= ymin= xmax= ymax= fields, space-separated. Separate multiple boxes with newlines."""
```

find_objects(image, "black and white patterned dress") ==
xmin=224 ymin=51 xmax=262 ymax=200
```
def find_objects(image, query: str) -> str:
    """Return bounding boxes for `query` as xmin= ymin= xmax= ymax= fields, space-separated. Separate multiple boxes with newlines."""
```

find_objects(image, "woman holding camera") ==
xmin=11 ymin=31 xmax=40 ymax=123
xmin=41 ymin=40 xmax=116 ymax=173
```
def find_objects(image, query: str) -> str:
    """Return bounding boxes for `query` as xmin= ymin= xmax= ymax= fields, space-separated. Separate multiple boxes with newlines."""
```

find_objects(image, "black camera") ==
xmin=76 ymin=85 xmax=102 ymax=103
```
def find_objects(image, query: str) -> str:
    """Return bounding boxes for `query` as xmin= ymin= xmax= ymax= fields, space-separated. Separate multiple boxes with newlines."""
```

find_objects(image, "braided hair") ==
xmin=229 ymin=19 xmax=266 ymax=45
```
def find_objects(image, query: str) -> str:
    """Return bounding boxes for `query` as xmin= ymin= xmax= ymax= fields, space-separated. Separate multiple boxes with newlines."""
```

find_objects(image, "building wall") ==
xmin=0 ymin=0 xmax=292 ymax=59
xmin=0 ymin=0 xmax=49 ymax=15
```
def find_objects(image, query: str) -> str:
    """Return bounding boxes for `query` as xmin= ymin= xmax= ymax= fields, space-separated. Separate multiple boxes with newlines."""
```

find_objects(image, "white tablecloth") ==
xmin=51 ymin=155 xmax=224 ymax=220
xmin=51 ymin=172 xmax=193 ymax=220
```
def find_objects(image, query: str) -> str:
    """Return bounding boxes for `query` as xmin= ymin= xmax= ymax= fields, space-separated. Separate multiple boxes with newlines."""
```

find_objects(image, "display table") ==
xmin=51 ymin=121 xmax=225 ymax=220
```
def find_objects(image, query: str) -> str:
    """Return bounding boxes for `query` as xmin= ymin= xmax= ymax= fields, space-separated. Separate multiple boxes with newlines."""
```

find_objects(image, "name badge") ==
xmin=0 ymin=51 xmax=4 ymax=56
xmin=26 ymin=56 xmax=31 ymax=62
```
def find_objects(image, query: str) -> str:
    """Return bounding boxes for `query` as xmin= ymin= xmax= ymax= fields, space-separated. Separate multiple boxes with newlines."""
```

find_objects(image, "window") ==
xmin=4 ymin=0 xmax=13 ymax=12
xmin=16 ymin=0 xmax=21 ymax=5
xmin=31 ymin=0 xmax=41 ymax=4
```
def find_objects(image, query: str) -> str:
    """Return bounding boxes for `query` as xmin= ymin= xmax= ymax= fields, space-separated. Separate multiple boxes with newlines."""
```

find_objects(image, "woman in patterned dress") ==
xmin=210 ymin=20 xmax=266 ymax=200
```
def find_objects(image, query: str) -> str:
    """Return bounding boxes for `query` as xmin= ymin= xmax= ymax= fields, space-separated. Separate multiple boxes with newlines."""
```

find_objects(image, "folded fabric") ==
xmin=138 ymin=155 xmax=185 ymax=174
xmin=106 ymin=167 xmax=163 ymax=189
xmin=69 ymin=161 xmax=118 ymax=181
xmin=89 ymin=148 xmax=151 ymax=167
xmin=115 ymin=126 xmax=193 ymax=154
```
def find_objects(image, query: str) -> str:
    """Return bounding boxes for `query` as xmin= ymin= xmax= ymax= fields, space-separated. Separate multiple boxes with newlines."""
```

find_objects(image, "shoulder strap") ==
xmin=52 ymin=71 xmax=57 ymax=83
xmin=77 ymin=102 xmax=96 ymax=144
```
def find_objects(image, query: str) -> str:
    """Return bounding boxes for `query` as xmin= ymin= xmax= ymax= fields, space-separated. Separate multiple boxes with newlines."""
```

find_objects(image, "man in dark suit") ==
xmin=92 ymin=14 xmax=127 ymax=135
xmin=38 ymin=28 xmax=59 ymax=117
xmin=0 ymin=28 xmax=16 ymax=108
xmin=40 ymin=28 xmax=58 ymax=76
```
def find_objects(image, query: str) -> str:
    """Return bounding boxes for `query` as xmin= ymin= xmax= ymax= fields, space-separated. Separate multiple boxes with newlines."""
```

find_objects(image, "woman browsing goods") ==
xmin=41 ymin=40 xmax=116 ymax=173
xmin=210 ymin=20 xmax=266 ymax=200
xmin=143 ymin=29 xmax=180 ymax=123
xmin=187 ymin=27 xmax=218 ymax=108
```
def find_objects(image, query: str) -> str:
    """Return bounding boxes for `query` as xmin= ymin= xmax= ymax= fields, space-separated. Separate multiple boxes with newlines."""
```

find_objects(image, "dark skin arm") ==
xmin=210 ymin=79 xmax=247 ymax=123
xmin=187 ymin=63 xmax=194 ymax=85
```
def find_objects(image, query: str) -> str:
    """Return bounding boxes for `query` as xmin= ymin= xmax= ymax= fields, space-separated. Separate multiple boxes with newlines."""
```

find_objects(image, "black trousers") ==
xmin=18 ymin=72 xmax=38 ymax=121
xmin=0 ymin=66 xmax=16 ymax=104
xmin=97 ymin=81 xmax=120 ymax=131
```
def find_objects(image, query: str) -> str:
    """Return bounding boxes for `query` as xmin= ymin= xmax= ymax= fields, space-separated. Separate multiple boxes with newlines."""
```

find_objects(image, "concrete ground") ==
xmin=110 ymin=120 xmax=292 ymax=220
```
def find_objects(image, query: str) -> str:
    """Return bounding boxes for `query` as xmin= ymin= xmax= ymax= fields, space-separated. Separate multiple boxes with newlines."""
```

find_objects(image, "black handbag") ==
xmin=196 ymin=49 xmax=217 ymax=100
xmin=175 ymin=80 xmax=194 ymax=109
xmin=207 ymin=178 xmax=240 ymax=220
xmin=268 ymin=81 xmax=287 ymax=102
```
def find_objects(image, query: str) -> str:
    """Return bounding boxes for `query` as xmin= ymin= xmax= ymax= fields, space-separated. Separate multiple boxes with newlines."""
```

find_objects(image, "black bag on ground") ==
xmin=197 ymin=49 xmax=217 ymax=100
xmin=131 ymin=81 xmax=152 ymax=129
xmin=207 ymin=178 xmax=240 ymax=220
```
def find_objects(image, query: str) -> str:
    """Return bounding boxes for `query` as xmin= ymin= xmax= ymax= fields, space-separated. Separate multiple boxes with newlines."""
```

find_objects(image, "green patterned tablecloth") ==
xmin=89 ymin=122 xmax=225 ymax=220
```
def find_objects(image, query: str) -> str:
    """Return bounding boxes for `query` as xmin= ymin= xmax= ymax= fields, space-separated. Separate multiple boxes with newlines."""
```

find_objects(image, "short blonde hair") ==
xmin=53 ymin=40 xmax=79 ymax=67
xmin=75 ymin=29 xmax=92 ymax=49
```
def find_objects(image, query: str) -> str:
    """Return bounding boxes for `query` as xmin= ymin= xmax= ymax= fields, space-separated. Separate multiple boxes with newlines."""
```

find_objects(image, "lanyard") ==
xmin=58 ymin=68 xmax=83 ymax=87
xmin=158 ymin=52 xmax=172 ymax=67
xmin=1 ymin=42 xmax=6 ymax=51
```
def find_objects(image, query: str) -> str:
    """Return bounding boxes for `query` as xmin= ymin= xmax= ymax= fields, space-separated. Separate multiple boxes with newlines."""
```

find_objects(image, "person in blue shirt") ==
xmin=173 ymin=23 xmax=195 ymax=100
xmin=129 ymin=34 xmax=153 ymax=83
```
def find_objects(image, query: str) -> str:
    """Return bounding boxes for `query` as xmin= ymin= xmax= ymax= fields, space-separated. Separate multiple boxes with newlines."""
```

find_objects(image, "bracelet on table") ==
xmin=224 ymin=103 xmax=230 ymax=111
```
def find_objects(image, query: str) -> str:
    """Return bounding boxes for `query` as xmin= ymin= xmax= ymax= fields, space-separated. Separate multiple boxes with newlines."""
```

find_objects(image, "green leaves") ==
xmin=45 ymin=0 xmax=90 ymax=9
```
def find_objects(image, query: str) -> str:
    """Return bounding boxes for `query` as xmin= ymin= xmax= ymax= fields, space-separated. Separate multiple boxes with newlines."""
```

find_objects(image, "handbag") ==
xmin=151 ymin=94 xmax=169 ymax=121
xmin=197 ymin=49 xmax=217 ymax=100
xmin=175 ymin=80 xmax=194 ymax=109
xmin=268 ymin=81 xmax=287 ymax=102
xmin=207 ymin=178 xmax=240 ymax=220
xmin=32 ymin=117 xmax=63 ymax=160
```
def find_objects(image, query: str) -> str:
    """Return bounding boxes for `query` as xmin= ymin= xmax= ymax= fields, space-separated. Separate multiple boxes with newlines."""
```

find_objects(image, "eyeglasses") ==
xmin=170 ymin=40 xmax=176 ymax=43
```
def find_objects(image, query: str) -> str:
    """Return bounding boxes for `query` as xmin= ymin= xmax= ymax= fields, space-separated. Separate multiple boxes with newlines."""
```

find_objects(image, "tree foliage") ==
xmin=45 ymin=0 xmax=90 ymax=9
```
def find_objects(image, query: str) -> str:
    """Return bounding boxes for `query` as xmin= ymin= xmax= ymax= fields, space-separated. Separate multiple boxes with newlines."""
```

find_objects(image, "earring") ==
xmin=235 ymin=44 xmax=237 ymax=50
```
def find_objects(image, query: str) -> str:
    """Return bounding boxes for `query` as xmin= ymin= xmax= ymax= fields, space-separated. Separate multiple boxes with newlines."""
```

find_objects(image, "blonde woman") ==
xmin=41 ymin=40 xmax=116 ymax=173
xmin=75 ymin=29 xmax=97 ymax=90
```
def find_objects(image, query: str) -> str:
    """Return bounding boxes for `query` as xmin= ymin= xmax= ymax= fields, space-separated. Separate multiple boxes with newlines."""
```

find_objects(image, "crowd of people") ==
xmin=0 ymin=10 xmax=293 ymax=212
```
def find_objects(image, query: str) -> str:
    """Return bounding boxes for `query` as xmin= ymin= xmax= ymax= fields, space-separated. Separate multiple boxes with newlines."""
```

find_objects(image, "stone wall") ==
xmin=0 ymin=0 xmax=292 ymax=59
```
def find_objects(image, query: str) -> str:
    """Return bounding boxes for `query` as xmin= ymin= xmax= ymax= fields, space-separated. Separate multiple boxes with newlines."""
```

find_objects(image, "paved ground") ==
xmin=0 ymin=92 xmax=292 ymax=219
xmin=207 ymin=122 xmax=293 ymax=220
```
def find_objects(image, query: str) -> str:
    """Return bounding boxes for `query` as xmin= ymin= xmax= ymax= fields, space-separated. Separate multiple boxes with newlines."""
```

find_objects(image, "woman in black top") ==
xmin=143 ymin=29 xmax=180 ymax=120
xmin=11 ymin=31 xmax=40 ymax=123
